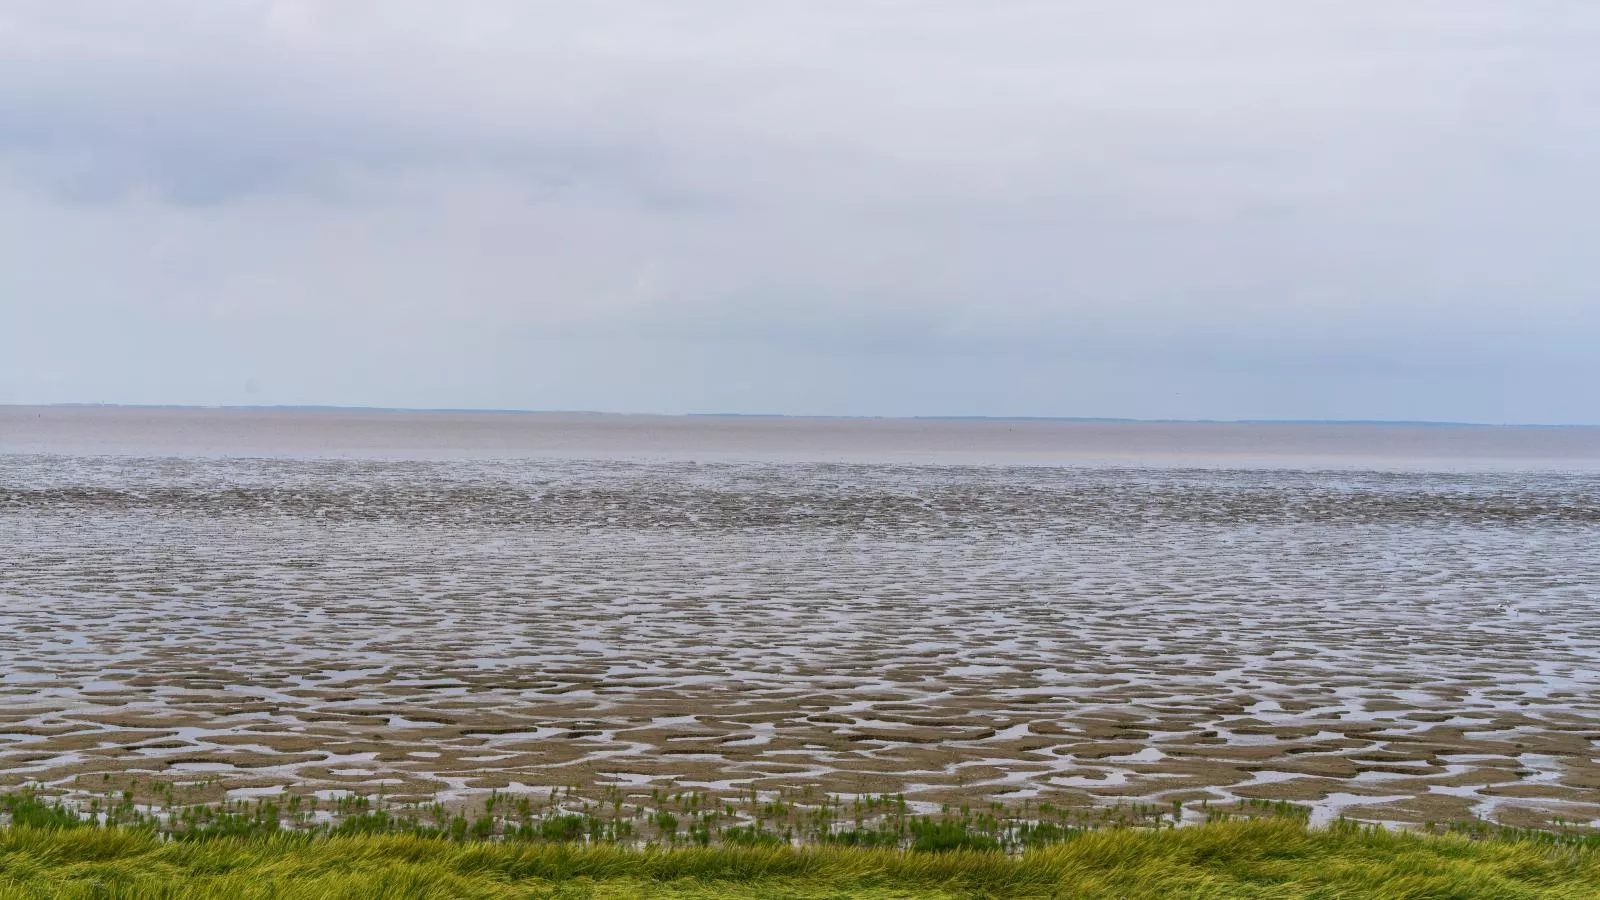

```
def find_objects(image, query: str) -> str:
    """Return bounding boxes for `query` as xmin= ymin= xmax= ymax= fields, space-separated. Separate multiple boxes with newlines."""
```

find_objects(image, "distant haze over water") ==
xmin=4 ymin=406 xmax=1599 ymax=471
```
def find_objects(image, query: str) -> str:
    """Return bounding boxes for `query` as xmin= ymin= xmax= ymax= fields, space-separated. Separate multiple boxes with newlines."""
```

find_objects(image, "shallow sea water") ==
xmin=2 ymin=410 xmax=1598 ymax=829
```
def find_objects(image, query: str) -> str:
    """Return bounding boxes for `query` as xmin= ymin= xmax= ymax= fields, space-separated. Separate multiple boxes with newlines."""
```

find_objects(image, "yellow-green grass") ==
xmin=2 ymin=819 xmax=1597 ymax=899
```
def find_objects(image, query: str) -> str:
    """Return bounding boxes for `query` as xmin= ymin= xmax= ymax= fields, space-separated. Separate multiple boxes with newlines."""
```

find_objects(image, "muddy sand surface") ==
xmin=2 ymin=455 xmax=1597 ymax=829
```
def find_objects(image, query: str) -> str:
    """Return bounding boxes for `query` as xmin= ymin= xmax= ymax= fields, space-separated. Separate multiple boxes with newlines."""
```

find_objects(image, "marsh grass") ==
xmin=5 ymin=784 xmax=1598 ymax=896
xmin=8 ymin=783 xmax=1597 ymax=853
xmin=2 ymin=817 xmax=1598 ymax=898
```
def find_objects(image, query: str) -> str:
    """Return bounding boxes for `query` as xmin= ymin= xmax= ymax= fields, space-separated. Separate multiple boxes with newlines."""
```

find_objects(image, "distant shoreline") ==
xmin=5 ymin=404 xmax=1599 ymax=470
xmin=9 ymin=402 xmax=1590 ymax=429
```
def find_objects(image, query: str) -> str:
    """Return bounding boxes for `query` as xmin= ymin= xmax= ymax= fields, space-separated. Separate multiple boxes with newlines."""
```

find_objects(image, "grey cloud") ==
xmin=2 ymin=1 xmax=1598 ymax=420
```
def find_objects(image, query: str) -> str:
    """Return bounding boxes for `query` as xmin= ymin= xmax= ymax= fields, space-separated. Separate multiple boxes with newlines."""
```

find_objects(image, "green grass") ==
xmin=1 ymin=818 xmax=1597 ymax=899
xmin=6 ymin=783 xmax=1285 ymax=847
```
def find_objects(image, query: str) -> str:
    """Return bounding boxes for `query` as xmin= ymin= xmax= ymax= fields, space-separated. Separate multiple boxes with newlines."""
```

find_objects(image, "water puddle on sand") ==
xmin=2 ymin=455 xmax=1598 ymax=831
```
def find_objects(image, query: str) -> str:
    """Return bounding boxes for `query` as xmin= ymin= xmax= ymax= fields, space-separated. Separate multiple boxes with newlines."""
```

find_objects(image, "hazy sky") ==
xmin=3 ymin=1 xmax=1597 ymax=422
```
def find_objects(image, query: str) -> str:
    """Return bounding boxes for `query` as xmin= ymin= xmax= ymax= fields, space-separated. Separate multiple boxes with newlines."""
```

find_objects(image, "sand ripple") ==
xmin=2 ymin=456 xmax=1597 ymax=829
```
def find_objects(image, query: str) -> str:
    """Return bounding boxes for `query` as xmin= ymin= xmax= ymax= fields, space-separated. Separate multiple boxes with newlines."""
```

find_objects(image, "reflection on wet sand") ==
xmin=2 ymin=456 xmax=1597 ymax=831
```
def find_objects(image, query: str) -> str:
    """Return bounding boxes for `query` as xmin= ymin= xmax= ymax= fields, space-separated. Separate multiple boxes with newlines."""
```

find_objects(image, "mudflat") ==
xmin=1 ymin=409 xmax=1597 ymax=831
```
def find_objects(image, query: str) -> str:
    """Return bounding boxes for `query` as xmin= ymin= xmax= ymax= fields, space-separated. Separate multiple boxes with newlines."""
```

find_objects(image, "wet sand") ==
xmin=3 ymin=428 xmax=1597 ymax=830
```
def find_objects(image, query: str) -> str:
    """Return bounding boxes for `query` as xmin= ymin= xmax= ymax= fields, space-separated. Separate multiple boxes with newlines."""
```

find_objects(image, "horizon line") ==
xmin=8 ymin=402 xmax=1595 ymax=429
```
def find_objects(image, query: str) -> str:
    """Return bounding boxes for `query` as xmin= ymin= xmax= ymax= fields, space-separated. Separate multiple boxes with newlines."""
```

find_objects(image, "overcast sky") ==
xmin=2 ymin=1 xmax=1597 ymax=422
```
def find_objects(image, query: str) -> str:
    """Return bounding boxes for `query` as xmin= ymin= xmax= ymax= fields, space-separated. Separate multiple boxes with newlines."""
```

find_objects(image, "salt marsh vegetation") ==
xmin=1 ymin=810 xmax=1597 ymax=899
